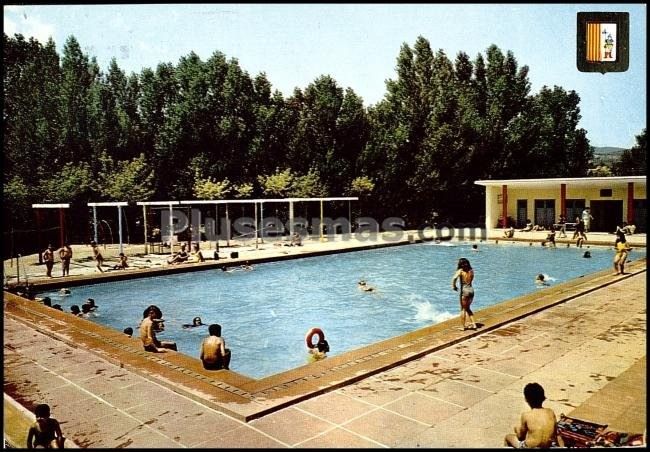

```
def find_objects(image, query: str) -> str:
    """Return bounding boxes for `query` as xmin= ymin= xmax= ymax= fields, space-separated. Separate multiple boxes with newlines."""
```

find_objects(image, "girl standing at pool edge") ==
xmin=452 ymin=258 xmax=478 ymax=331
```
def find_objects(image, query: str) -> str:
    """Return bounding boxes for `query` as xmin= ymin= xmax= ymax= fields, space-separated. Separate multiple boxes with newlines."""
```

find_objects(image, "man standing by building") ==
xmin=581 ymin=207 xmax=594 ymax=233
xmin=58 ymin=243 xmax=73 ymax=277
xmin=42 ymin=244 xmax=55 ymax=278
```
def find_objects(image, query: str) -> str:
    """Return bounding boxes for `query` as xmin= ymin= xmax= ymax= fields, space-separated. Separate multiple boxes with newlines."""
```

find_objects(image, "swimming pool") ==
xmin=40 ymin=242 xmax=642 ymax=378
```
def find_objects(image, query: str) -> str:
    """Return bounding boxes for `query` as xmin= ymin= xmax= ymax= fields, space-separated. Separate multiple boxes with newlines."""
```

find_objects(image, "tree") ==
xmin=60 ymin=36 xmax=96 ymax=166
xmin=330 ymin=88 xmax=368 ymax=193
xmin=99 ymin=153 xmax=155 ymax=202
xmin=193 ymin=177 xmax=232 ymax=200
xmin=348 ymin=176 xmax=375 ymax=196
xmin=3 ymin=34 xmax=63 ymax=188
xmin=290 ymin=168 xmax=327 ymax=198
xmin=348 ymin=176 xmax=375 ymax=220
xmin=289 ymin=75 xmax=344 ymax=179
xmin=614 ymin=129 xmax=646 ymax=175
xmin=258 ymin=168 xmax=294 ymax=197
xmin=233 ymin=182 xmax=254 ymax=198
xmin=40 ymin=162 xmax=94 ymax=203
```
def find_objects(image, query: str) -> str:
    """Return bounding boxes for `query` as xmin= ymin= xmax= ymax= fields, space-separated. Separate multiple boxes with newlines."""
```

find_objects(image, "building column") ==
xmin=59 ymin=208 xmax=65 ymax=248
xmin=117 ymin=205 xmax=124 ymax=255
xmin=627 ymin=182 xmax=635 ymax=223
xmin=142 ymin=205 xmax=148 ymax=254
xmin=502 ymin=185 xmax=508 ymax=228
xmin=35 ymin=210 xmax=43 ymax=264
xmin=289 ymin=201 xmax=294 ymax=237
xmin=169 ymin=203 xmax=174 ymax=257
xmin=560 ymin=183 xmax=566 ymax=218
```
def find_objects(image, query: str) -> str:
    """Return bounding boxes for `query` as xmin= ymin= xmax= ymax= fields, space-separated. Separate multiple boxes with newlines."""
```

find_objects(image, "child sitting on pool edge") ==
xmin=27 ymin=403 xmax=66 ymax=449
xmin=308 ymin=339 xmax=330 ymax=363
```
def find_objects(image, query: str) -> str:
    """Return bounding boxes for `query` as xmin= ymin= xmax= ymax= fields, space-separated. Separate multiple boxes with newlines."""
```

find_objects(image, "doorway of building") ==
xmin=565 ymin=199 xmax=585 ymax=223
xmin=516 ymin=200 xmax=527 ymax=229
xmin=633 ymin=199 xmax=646 ymax=233
xmin=590 ymin=200 xmax=623 ymax=232
xmin=534 ymin=199 xmax=555 ymax=228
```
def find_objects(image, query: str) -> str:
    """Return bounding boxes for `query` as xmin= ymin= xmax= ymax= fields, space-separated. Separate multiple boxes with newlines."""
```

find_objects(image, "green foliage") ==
xmin=40 ymin=162 xmax=94 ymax=202
xmin=194 ymin=176 xmax=232 ymax=200
xmin=290 ymin=168 xmax=327 ymax=198
xmin=98 ymin=153 xmax=155 ymax=202
xmin=233 ymin=182 xmax=254 ymax=198
xmin=614 ymin=129 xmax=646 ymax=176
xmin=4 ymin=31 xmax=626 ymax=241
xmin=348 ymin=176 xmax=375 ymax=196
xmin=4 ymin=176 xmax=30 ymax=203
xmin=258 ymin=168 xmax=294 ymax=197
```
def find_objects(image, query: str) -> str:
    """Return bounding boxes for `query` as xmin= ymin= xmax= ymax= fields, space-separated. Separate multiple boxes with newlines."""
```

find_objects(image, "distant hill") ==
xmin=591 ymin=146 xmax=627 ymax=165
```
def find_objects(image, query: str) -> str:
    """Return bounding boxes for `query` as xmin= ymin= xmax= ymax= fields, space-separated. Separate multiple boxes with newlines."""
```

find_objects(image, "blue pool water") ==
xmin=40 ymin=242 xmax=642 ymax=378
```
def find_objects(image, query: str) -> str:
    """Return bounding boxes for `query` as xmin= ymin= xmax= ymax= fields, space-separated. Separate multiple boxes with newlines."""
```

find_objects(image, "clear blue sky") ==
xmin=4 ymin=3 xmax=646 ymax=148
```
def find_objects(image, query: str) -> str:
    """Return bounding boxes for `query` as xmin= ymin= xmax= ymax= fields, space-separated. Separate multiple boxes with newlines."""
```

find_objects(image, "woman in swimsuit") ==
xmin=451 ymin=257 xmax=478 ymax=330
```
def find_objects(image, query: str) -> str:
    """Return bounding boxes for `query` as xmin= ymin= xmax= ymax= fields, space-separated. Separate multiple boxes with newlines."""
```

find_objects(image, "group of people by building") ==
xmin=39 ymin=240 xmax=212 ymax=278
xmin=42 ymin=243 xmax=73 ymax=278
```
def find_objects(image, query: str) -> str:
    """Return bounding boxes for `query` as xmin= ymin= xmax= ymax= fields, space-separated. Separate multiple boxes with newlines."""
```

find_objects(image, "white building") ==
xmin=474 ymin=176 xmax=646 ymax=232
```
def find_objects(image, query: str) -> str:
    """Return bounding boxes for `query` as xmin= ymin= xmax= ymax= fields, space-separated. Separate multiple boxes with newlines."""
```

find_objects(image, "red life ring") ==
xmin=305 ymin=327 xmax=325 ymax=349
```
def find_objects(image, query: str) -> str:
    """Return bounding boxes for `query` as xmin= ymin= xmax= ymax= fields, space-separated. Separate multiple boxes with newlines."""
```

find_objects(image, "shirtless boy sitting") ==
xmin=504 ymin=382 xmax=563 ymax=448
xmin=27 ymin=403 xmax=65 ymax=449
xmin=199 ymin=323 xmax=231 ymax=370
xmin=140 ymin=307 xmax=177 ymax=352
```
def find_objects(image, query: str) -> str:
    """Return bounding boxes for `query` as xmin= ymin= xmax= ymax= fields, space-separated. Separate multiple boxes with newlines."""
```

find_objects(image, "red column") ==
xmin=627 ymin=182 xmax=635 ymax=223
xmin=59 ymin=208 xmax=65 ymax=248
xmin=502 ymin=185 xmax=508 ymax=227
xmin=560 ymin=183 xmax=566 ymax=218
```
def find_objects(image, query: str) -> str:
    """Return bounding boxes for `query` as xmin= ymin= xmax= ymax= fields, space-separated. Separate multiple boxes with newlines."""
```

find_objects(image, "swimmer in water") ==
xmin=358 ymin=280 xmax=375 ymax=292
xmin=86 ymin=298 xmax=97 ymax=311
xmin=182 ymin=316 xmax=205 ymax=329
xmin=535 ymin=274 xmax=550 ymax=286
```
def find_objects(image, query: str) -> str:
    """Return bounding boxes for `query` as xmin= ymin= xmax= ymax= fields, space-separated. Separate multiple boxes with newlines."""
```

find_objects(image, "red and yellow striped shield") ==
xmin=586 ymin=23 xmax=617 ymax=62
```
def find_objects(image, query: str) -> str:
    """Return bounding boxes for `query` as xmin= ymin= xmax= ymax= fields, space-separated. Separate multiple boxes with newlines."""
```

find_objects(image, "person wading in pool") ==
xmin=451 ymin=257 xmax=478 ymax=331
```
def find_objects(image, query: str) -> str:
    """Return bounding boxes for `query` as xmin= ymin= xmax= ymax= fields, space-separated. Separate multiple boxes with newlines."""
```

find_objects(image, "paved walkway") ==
xmin=4 ymin=265 xmax=646 ymax=447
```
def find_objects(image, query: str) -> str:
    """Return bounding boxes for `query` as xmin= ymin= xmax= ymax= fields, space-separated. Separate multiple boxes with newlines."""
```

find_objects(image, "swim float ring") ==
xmin=305 ymin=327 xmax=325 ymax=349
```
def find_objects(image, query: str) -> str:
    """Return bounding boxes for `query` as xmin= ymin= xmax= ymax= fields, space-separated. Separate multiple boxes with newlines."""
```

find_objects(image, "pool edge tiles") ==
xmin=3 ymin=258 xmax=646 ymax=422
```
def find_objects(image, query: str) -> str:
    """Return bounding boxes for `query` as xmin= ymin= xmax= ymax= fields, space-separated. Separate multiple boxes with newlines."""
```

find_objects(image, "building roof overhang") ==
xmin=474 ymin=176 xmax=646 ymax=188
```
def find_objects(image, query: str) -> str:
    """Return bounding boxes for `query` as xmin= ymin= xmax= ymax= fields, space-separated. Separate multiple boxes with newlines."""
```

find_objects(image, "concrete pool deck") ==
xmin=4 ymin=248 xmax=646 ymax=448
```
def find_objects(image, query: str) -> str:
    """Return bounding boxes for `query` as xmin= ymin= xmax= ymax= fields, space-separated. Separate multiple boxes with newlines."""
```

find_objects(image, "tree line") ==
xmin=5 ymin=32 xmax=641 ymax=246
